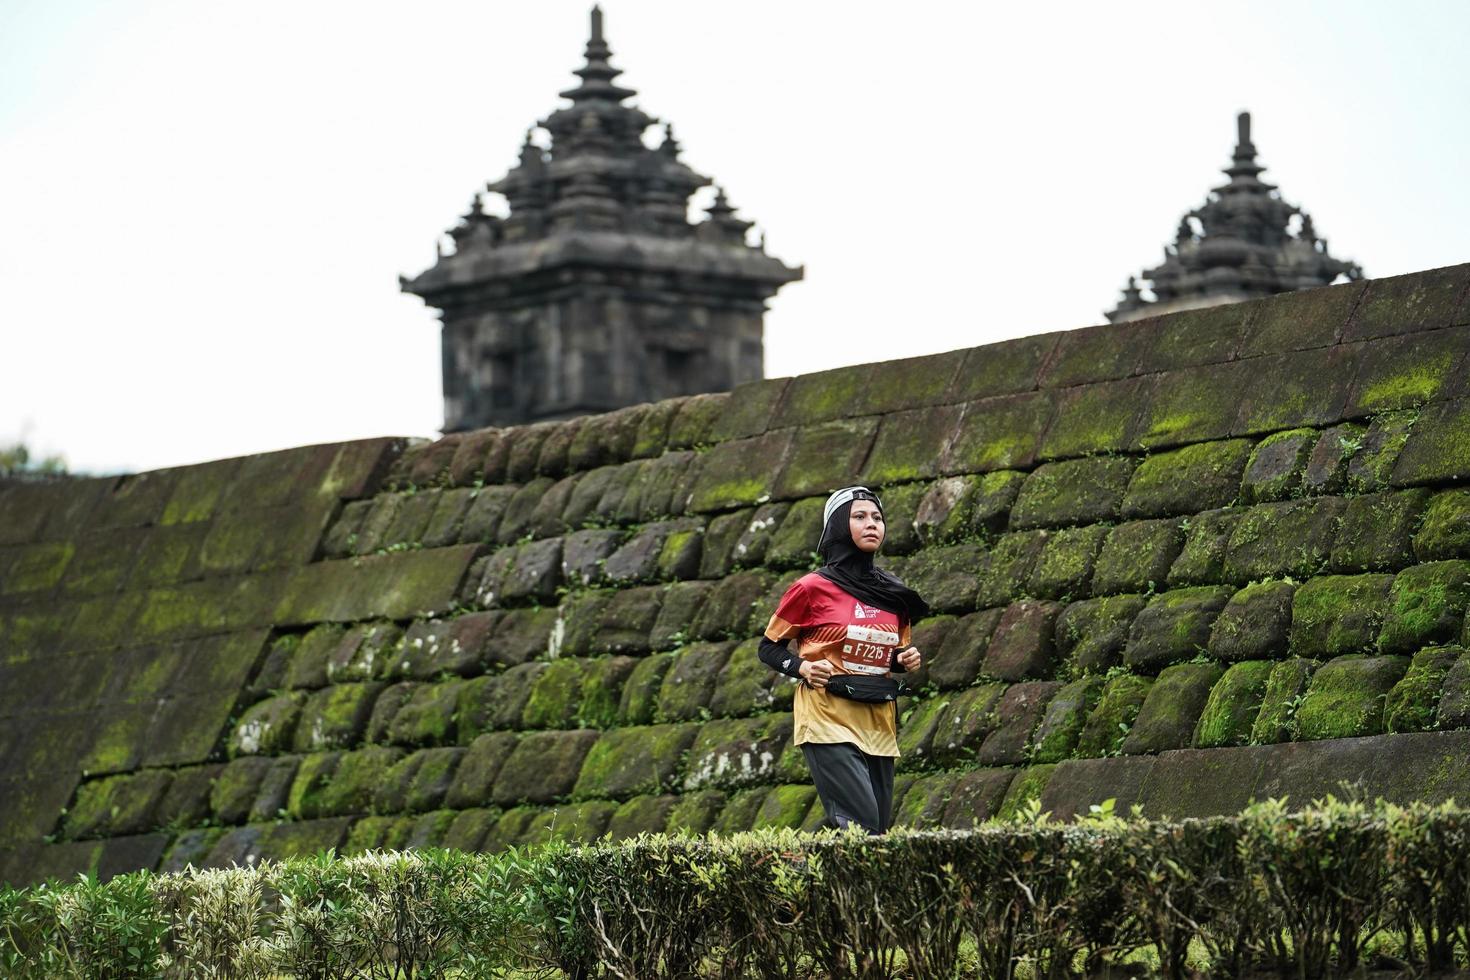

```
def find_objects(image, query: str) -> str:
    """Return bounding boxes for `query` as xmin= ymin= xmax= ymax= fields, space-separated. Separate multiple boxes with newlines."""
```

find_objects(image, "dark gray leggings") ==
xmin=801 ymin=742 xmax=895 ymax=834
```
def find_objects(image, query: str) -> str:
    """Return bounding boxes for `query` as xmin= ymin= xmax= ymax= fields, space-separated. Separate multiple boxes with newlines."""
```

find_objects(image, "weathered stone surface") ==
xmin=387 ymin=680 xmax=463 ymax=746
xmin=1090 ymin=519 xmax=1183 ymax=597
xmin=1030 ymin=677 xmax=1104 ymax=763
xmin=1385 ymin=646 xmax=1461 ymax=734
xmin=489 ymin=607 xmax=557 ymax=667
xmin=1194 ymin=660 xmax=1275 ymax=748
xmin=64 ymin=770 xmax=172 ymax=839
xmin=656 ymin=642 xmax=737 ymax=722
xmin=1125 ymin=586 xmax=1234 ymax=671
xmin=1167 ymin=508 xmax=1243 ymax=586
xmin=1122 ymin=441 xmax=1251 ymax=521
xmin=326 ymin=622 xmax=403 ymax=683
xmin=444 ymin=731 xmax=518 ymax=810
xmin=559 ymin=528 xmax=624 ymax=587
xmin=1251 ymin=657 xmax=1318 ymax=744
xmin=1379 ymin=561 xmax=1470 ymax=654
xmin=895 ymin=696 xmax=952 ymax=767
xmin=491 ymin=730 xmax=600 ymax=806
xmin=1302 ymin=423 xmax=1365 ymax=496
xmin=698 ymin=508 xmax=753 ymax=580
xmin=1024 ymin=525 xmax=1106 ymax=601
xmin=1415 ymin=490 xmax=1470 ymax=563
xmin=521 ymin=659 xmax=593 ymax=730
xmin=974 ymin=530 xmax=1048 ymax=607
xmin=1132 ymin=362 xmax=1248 ymax=450
xmin=1329 ymin=490 xmax=1429 ymax=573
xmin=1290 ymin=574 xmax=1394 ymax=659
xmin=1208 ymin=579 xmax=1295 ymax=662
xmin=981 ymin=600 xmax=1064 ymax=681
xmin=928 ymin=608 xmax=1003 ymax=690
xmin=686 ymin=431 xmax=794 ymax=513
xmin=602 ymin=519 xmax=699 ymax=584
xmin=1222 ymin=498 xmax=1345 ymax=583
xmin=293 ymin=683 xmax=384 ymax=752
xmin=900 ymin=542 xmax=982 ymax=612
xmin=1234 ymin=346 xmax=1359 ymax=436
xmin=455 ymin=664 xmax=545 ymax=738
xmin=682 ymin=715 xmax=792 ymax=791
xmin=1040 ymin=378 xmax=1152 ymax=459
xmin=456 ymin=485 xmax=517 ymax=546
xmin=1010 ymin=457 xmax=1136 ymax=530
xmin=763 ymin=496 xmax=826 ymax=569
xmin=1055 ymin=594 xmax=1148 ymax=675
xmin=1122 ymin=663 xmax=1223 ymax=755
xmin=977 ymin=681 xmax=1062 ymax=766
xmin=1347 ymin=264 xmax=1470 ymax=341
xmin=926 ymin=393 xmax=1045 ymax=478
xmin=1239 ymin=429 xmax=1315 ymax=503
xmin=1437 ymin=652 xmax=1470 ymax=729
xmin=913 ymin=475 xmax=979 ymax=546
xmin=710 ymin=638 xmax=794 ymax=718
xmin=729 ymin=501 xmax=790 ymax=569
xmin=925 ymin=683 xmax=1007 ymax=768
xmin=1294 ymin=655 xmax=1407 ymax=741
xmin=1076 ymin=674 xmax=1153 ymax=758
xmin=690 ymin=570 xmax=775 ymax=639
xmin=277 ymin=546 xmax=481 ymax=625
xmin=229 ymin=692 xmax=304 ymax=757
xmin=859 ymin=406 xmax=961 ymax=487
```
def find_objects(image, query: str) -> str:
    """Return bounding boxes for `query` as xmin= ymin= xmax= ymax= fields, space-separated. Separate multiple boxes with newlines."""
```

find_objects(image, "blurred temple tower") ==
xmin=402 ymin=7 xmax=802 ymax=432
xmin=1107 ymin=112 xmax=1362 ymax=323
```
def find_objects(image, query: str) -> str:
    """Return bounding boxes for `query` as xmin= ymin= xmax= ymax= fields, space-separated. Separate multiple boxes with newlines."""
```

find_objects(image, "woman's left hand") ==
xmin=896 ymin=646 xmax=922 ymax=671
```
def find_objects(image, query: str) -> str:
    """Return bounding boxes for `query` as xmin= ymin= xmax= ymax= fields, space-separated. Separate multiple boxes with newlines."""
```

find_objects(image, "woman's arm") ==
xmin=758 ymin=636 xmax=805 ymax=679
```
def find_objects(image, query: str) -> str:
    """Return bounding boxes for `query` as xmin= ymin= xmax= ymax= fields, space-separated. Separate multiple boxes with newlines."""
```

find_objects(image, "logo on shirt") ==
xmin=853 ymin=601 xmax=883 ymax=620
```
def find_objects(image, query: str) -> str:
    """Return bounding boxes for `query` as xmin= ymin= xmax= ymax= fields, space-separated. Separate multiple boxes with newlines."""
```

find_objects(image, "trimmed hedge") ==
xmin=5 ymin=797 xmax=1470 ymax=978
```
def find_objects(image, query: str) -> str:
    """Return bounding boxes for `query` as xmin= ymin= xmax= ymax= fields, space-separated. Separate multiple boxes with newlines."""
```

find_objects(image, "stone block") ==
xmin=491 ymin=477 xmax=555 ymax=545
xmin=1135 ymin=361 xmax=1255 ymax=450
xmin=1385 ymin=646 xmax=1461 ymax=734
xmin=1125 ymin=586 xmax=1233 ymax=671
xmin=1302 ymin=423 xmax=1366 ymax=496
xmin=663 ymin=789 xmax=726 ymax=835
xmin=323 ymin=622 xmax=401 ymax=684
xmin=860 ymin=406 xmax=963 ymax=487
xmin=1349 ymin=411 xmax=1416 ymax=492
xmin=901 ymin=542 xmax=983 ymax=612
xmin=895 ymin=696 xmax=951 ymax=767
xmin=569 ymin=404 xmax=646 ymax=469
xmin=407 ymin=612 xmax=498 ymax=679
xmin=642 ymin=580 xmax=709 ymax=651
xmin=210 ymin=756 xmax=271 ymax=824
xmin=276 ymin=546 xmax=481 ymax=624
xmin=450 ymin=668 xmax=532 ymax=740
xmin=1122 ymin=662 xmax=1223 ymax=755
xmin=950 ymin=333 xmax=1059 ymax=401
xmin=762 ymin=496 xmax=823 ymax=569
xmin=378 ymin=491 xmax=441 ymax=550
xmin=633 ymin=451 xmax=699 ymax=522
xmin=981 ymin=600 xmax=1064 ymax=681
xmin=771 ymin=417 xmax=880 ymax=499
xmin=285 ymin=752 xmax=341 ymax=820
xmin=456 ymin=485 xmax=518 ymax=546
xmin=1030 ymin=676 xmax=1105 ymax=763
xmin=869 ymin=481 xmax=928 ymax=556
xmin=1240 ymin=429 xmax=1317 ymax=503
xmin=892 ymin=772 xmax=956 ymax=828
xmin=488 ymin=607 xmax=557 ymax=666
xmin=768 ymin=363 xmax=870 ymax=428
xmin=618 ymin=652 xmax=675 ymax=725
xmin=285 ymin=624 xmax=343 ymax=689
xmin=690 ymin=570 xmax=775 ymax=639
xmin=682 ymin=714 xmax=792 ymax=791
xmin=686 ymin=431 xmax=794 ymax=513
xmin=1123 ymin=441 xmax=1251 ymax=523
xmin=560 ymin=465 xmax=620 ymax=527
xmin=1194 ymin=659 xmax=1275 ymax=748
xmin=928 ymin=608 xmax=1003 ymax=690
xmin=974 ymin=530 xmax=1048 ymax=607
xmin=603 ymin=795 xmax=679 ymax=840
xmin=925 ymin=683 xmax=1007 ymax=767
xmin=1436 ymin=652 xmax=1470 ymax=729
xmin=711 ymin=638 xmax=794 ymax=718
xmin=1209 ymin=579 xmax=1295 ymax=662
xmin=942 ymin=392 xmax=1054 ymax=474
xmin=569 ymin=722 xmax=698 ymax=804
xmin=1138 ymin=303 xmax=1251 ymax=373
xmin=520 ymin=658 xmax=592 ymax=730
xmin=1415 ymin=490 xmax=1470 ymax=562
xmin=995 ymin=763 xmax=1056 ymax=821
xmin=913 ymin=475 xmax=980 ymax=546
xmin=491 ymin=730 xmax=600 ymax=806
xmin=559 ymin=528 xmax=624 ymax=587
xmin=1166 ymin=508 xmax=1243 ymax=587
xmin=248 ymin=757 xmax=299 ymax=823
xmin=1295 ymin=655 xmax=1408 ymax=740
xmin=1379 ymin=561 xmax=1470 ymax=654
xmin=443 ymin=731 xmax=518 ymax=810
xmin=154 ymin=763 xmax=222 ymax=829
xmin=730 ymin=502 xmax=791 ymax=569
xmin=1010 ymin=457 xmax=1137 ymax=530
xmin=1251 ymin=657 xmax=1319 ymax=744
xmin=1330 ymin=489 xmax=1430 ymax=573
xmin=293 ymin=683 xmax=384 ymax=752
xmin=977 ymin=680 xmax=1062 ymax=766
xmin=628 ymin=400 xmax=681 ymax=460
xmin=1289 ymin=574 xmax=1394 ymax=659
xmin=1345 ymin=264 xmax=1470 ymax=341
xmin=315 ymin=745 xmax=405 ymax=815
xmin=1241 ymin=279 xmax=1362 ymax=355
xmin=1043 ymin=317 xmax=1152 ymax=383
xmin=1091 ymin=519 xmax=1184 ymax=597
xmin=381 ymin=746 xmax=464 ymax=813
xmin=1348 ymin=329 xmax=1470 ymax=416
xmin=656 ymin=642 xmax=737 ymax=721
xmin=229 ymin=692 xmax=304 ymax=757
xmin=532 ymin=418 xmax=584 ymax=480
xmin=1222 ymin=497 xmax=1345 ymax=583
xmin=1026 ymin=525 xmax=1109 ymax=601
xmin=496 ymin=538 xmax=562 ymax=604
xmin=526 ymin=474 xmax=582 ymax=539
xmin=385 ymin=680 xmax=463 ymax=747
xmin=601 ymin=519 xmax=697 ymax=584
xmin=1233 ymin=346 xmax=1359 ymax=436
xmin=900 ymin=615 xmax=957 ymax=690
xmin=1076 ymin=674 xmax=1153 ymax=758
xmin=63 ymin=770 xmax=172 ymax=839
xmin=1055 ymin=594 xmax=1148 ymax=675
xmin=699 ymin=508 xmax=753 ymax=579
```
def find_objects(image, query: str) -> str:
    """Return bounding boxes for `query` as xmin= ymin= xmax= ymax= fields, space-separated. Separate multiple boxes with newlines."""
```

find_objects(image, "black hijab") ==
xmin=815 ymin=487 xmax=930 ymax=625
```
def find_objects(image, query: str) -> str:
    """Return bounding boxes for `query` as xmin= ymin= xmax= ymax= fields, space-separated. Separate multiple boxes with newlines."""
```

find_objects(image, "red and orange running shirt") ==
xmin=764 ymin=572 xmax=912 ymax=757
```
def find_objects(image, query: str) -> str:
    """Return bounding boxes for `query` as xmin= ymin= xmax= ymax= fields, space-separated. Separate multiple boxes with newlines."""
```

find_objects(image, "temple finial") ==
xmin=1237 ymin=111 xmax=1251 ymax=146
xmin=590 ymin=5 xmax=603 ymax=44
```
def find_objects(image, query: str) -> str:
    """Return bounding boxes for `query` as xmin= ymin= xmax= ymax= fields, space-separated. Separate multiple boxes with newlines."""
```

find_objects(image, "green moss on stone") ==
xmin=229 ymin=692 xmax=305 ymax=757
xmin=1037 ymin=379 xmax=1145 ymax=459
xmin=995 ymin=764 xmax=1056 ymax=821
xmin=491 ymin=730 xmax=600 ymax=806
xmin=1436 ymin=652 xmax=1470 ymax=729
xmin=1208 ymin=579 xmax=1295 ymax=662
xmin=1027 ymin=524 xmax=1109 ymax=601
xmin=286 ymin=752 xmax=342 ymax=820
xmin=63 ymin=770 xmax=172 ymax=839
xmin=1010 ymin=457 xmax=1137 ymax=530
xmin=1414 ymin=490 xmax=1470 ymax=562
xmin=1166 ymin=508 xmax=1244 ymax=587
xmin=1295 ymin=655 xmax=1408 ymax=741
xmin=1240 ymin=429 xmax=1316 ymax=503
xmin=445 ymin=731 xmax=518 ymax=809
xmin=690 ymin=571 xmax=775 ymax=639
xmin=1122 ymin=662 xmax=1223 ymax=755
xmin=896 ymin=695 xmax=951 ymax=766
xmin=686 ymin=432 xmax=792 ymax=513
xmin=1125 ymin=586 xmax=1234 ymax=671
xmin=763 ymin=497 xmax=825 ymax=569
xmin=942 ymin=392 xmax=1052 ymax=473
xmin=618 ymin=652 xmax=676 ymax=725
xmin=1076 ymin=673 xmax=1153 ymax=758
xmin=1250 ymin=657 xmax=1318 ymax=744
xmin=860 ymin=407 xmax=959 ymax=487
xmin=1056 ymin=594 xmax=1147 ymax=675
xmin=1330 ymin=490 xmax=1430 ymax=573
xmin=1091 ymin=519 xmax=1184 ymax=597
xmin=683 ymin=714 xmax=794 ymax=791
xmin=710 ymin=638 xmax=791 ymax=718
xmin=575 ymin=656 xmax=638 ymax=729
xmin=926 ymin=683 xmax=1007 ymax=767
xmin=385 ymin=680 xmax=463 ymax=746
xmin=1223 ymin=497 xmax=1346 ymax=583
xmin=293 ymin=682 xmax=384 ymax=752
xmin=1122 ymin=440 xmax=1253 ymax=518
xmin=1385 ymin=646 xmax=1461 ymax=733
xmin=1348 ymin=411 xmax=1416 ymax=492
xmin=1029 ymin=676 xmax=1104 ymax=763
xmin=1289 ymin=574 xmax=1394 ymax=659
xmin=521 ymin=658 xmax=590 ymax=730
xmin=664 ymin=790 xmax=726 ymax=835
xmin=975 ymin=530 xmax=1048 ymax=608
xmin=1194 ymin=660 xmax=1274 ymax=748
xmin=604 ymin=795 xmax=678 ymax=839
xmin=1379 ymin=561 xmax=1470 ymax=654
xmin=751 ymin=784 xmax=817 ymax=830
xmin=319 ymin=745 xmax=405 ymax=815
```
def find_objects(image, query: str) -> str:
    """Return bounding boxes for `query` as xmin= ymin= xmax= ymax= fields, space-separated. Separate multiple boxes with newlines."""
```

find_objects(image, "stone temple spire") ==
xmin=402 ymin=7 xmax=802 ymax=431
xmin=1107 ymin=112 xmax=1362 ymax=323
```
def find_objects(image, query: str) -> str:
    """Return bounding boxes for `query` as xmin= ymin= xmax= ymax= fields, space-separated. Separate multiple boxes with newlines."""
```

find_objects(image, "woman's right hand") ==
xmin=799 ymin=658 xmax=832 ymax=689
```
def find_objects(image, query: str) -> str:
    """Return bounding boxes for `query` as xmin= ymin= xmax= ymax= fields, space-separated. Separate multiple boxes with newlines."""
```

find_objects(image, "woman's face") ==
xmin=849 ymin=500 xmax=885 ymax=553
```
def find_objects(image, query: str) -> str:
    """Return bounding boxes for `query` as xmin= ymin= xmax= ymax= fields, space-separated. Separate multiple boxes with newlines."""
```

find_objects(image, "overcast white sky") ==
xmin=3 ymin=1 xmax=1468 ymax=474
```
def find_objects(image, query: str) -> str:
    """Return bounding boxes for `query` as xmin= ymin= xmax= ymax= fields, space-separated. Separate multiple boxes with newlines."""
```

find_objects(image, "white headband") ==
xmin=820 ymin=485 xmax=882 ymax=547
